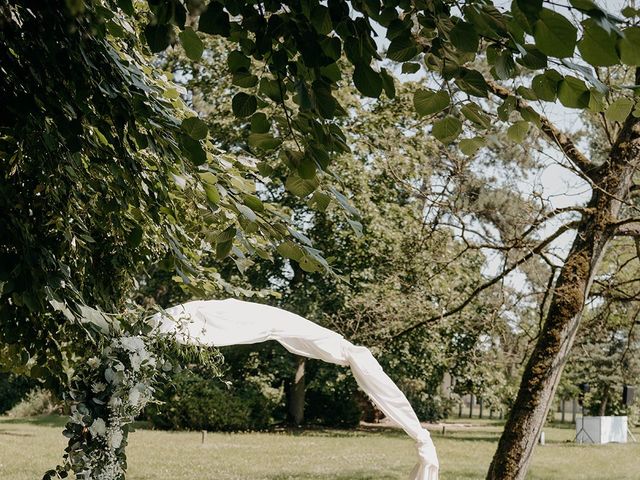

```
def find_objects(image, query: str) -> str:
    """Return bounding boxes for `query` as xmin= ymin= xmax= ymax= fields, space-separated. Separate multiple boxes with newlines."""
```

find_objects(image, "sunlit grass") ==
xmin=1 ymin=416 xmax=638 ymax=479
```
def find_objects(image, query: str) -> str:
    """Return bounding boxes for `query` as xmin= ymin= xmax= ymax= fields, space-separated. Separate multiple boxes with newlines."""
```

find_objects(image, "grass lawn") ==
xmin=0 ymin=416 xmax=638 ymax=479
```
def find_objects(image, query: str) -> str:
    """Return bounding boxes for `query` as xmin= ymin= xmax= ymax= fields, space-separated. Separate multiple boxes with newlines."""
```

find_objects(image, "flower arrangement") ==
xmin=44 ymin=332 xmax=159 ymax=479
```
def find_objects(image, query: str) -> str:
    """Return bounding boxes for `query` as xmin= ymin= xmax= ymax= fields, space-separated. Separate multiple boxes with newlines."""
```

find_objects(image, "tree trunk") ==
xmin=487 ymin=81 xmax=640 ymax=480
xmin=599 ymin=384 xmax=610 ymax=417
xmin=288 ymin=355 xmax=306 ymax=426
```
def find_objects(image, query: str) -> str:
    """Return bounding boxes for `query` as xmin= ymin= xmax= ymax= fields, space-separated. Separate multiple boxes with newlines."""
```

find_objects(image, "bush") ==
xmin=0 ymin=373 xmax=35 ymax=414
xmin=304 ymin=363 xmax=362 ymax=428
xmin=5 ymin=388 xmax=60 ymax=417
xmin=147 ymin=370 xmax=277 ymax=431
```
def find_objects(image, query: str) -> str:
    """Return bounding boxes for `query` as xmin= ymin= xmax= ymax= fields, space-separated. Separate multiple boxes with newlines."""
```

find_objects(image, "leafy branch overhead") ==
xmin=138 ymin=0 xmax=640 ymax=161
xmin=122 ymin=0 xmax=640 ymax=296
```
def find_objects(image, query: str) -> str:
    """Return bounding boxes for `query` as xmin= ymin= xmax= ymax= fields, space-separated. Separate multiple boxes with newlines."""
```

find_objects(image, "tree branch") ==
xmin=612 ymin=220 xmax=640 ymax=236
xmin=486 ymin=81 xmax=597 ymax=181
xmin=392 ymin=221 xmax=580 ymax=339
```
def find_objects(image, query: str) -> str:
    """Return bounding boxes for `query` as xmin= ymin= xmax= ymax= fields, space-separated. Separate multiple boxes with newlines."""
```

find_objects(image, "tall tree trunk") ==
xmin=487 ymin=75 xmax=640 ymax=480
xmin=599 ymin=384 xmax=610 ymax=417
xmin=288 ymin=355 xmax=306 ymax=426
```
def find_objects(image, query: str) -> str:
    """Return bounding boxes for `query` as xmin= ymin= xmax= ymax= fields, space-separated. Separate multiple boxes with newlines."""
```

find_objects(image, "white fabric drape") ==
xmin=152 ymin=298 xmax=439 ymax=479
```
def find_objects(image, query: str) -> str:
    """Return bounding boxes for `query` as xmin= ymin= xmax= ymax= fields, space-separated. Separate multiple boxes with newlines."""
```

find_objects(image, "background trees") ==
xmin=136 ymin=2 xmax=640 ymax=479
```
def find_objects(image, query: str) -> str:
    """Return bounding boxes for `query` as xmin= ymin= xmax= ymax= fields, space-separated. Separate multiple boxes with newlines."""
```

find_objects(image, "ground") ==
xmin=0 ymin=416 xmax=638 ymax=479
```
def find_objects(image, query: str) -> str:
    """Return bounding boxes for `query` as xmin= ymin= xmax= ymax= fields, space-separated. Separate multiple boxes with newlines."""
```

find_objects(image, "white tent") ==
xmin=153 ymin=298 xmax=439 ymax=480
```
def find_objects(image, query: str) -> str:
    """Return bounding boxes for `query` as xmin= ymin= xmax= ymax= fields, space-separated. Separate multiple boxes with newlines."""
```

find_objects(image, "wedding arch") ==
xmin=153 ymin=298 xmax=439 ymax=480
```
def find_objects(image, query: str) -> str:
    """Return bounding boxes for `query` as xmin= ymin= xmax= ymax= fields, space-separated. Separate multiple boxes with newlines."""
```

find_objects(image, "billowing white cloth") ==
xmin=152 ymin=298 xmax=439 ymax=479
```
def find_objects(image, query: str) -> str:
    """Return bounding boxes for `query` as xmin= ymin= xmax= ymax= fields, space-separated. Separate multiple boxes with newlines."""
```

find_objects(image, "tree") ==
xmin=0 ymin=1 xmax=324 ymax=477
xmin=135 ymin=1 xmax=640 ymax=479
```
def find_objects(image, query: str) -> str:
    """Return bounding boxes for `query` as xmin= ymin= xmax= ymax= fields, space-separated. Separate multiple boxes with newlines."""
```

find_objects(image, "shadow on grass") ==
xmin=0 ymin=414 xmax=67 ymax=428
xmin=265 ymin=474 xmax=398 ymax=480
xmin=439 ymin=434 xmax=500 ymax=443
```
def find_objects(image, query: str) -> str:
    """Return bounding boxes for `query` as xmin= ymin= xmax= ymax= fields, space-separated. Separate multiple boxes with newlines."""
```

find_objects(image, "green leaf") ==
xmin=619 ymin=27 xmax=640 ymax=66
xmin=520 ymin=106 xmax=541 ymax=127
xmin=204 ymin=184 xmax=220 ymax=205
xmin=298 ymin=155 xmax=317 ymax=179
xmin=387 ymin=37 xmax=418 ymax=62
xmin=299 ymin=255 xmax=321 ymax=273
xmin=578 ymin=20 xmax=619 ymax=67
xmin=413 ymin=89 xmax=450 ymax=116
xmin=353 ymin=64 xmax=382 ymax=98
xmin=449 ymin=21 xmax=479 ymax=52
xmin=507 ymin=121 xmax=530 ymax=143
xmin=216 ymin=240 xmax=233 ymax=259
xmin=248 ymin=133 xmax=281 ymax=151
xmin=569 ymin=0 xmax=599 ymax=11
xmin=250 ymin=113 xmax=270 ymax=134
xmin=432 ymin=116 xmax=462 ymax=144
xmin=380 ymin=68 xmax=396 ymax=99
xmin=180 ymin=135 xmax=207 ymax=165
xmin=117 ymin=0 xmax=134 ymax=15
xmin=534 ymin=8 xmax=577 ymax=58
xmin=494 ymin=51 xmax=517 ymax=80
xmin=127 ymin=225 xmax=143 ymax=248
xmin=307 ymin=191 xmax=331 ymax=212
xmin=588 ymin=89 xmax=606 ymax=113
xmin=232 ymin=72 xmax=259 ymax=88
xmin=227 ymin=50 xmax=251 ymax=73
xmin=455 ymin=69 xmax=489 ymax=97
xmin=198 ymin=1 xmax=230 ymax=36
xmin=243 ymin=194 xmax=264 ymax=212
xmin=516 ymin=86 xmax=537 ymax=101
xmin=216 ymin=226 xmax=236 ymax=242
xmin=518 ymin=45 xmax=548 ymax=69
xmin=516 ymin=0 xmax=542 ymax=19
xmin=181 ymin=116 xmax=208 ymax=140
xmin=532 ymin=73 xmax=558 ymax=101
xmin=232 ymin=92 xmax=257 ymax=118
xmin=459 ymin=137 xmax=486 ymax=156
xmin=276 ymin=241 xmax=304 ymax=261
xmin=605 ymin=97 xmax=634 ymax=123
xmin=286 ymin=174 xmax=319 ymax=197
xmin=311 ymin=5 xmax=333 ymax=35
xmin=179 ymin=27 xmax=204 ymax=61
xmin=144 ymin=23 xmax=173 ymax=53
xmin=557 ymin=76 xmax=590 ymax=108
xmin=259 ymin=78 xmax=284 ymax=102
xmin=402 ymin=62 xmax=421 ymax=74
xmin=460 ymin=102 xmax=490 ymax=129
xmin=497 ymin=96 xmax=516 ymax=121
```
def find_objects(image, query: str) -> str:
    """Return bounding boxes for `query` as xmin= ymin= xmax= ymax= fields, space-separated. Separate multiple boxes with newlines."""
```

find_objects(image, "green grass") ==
xmin=1 ymin=416 xmax=638 ymax=479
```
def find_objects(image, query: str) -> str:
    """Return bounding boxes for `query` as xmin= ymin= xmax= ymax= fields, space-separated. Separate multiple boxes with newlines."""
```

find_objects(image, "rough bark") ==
xmin=487 ymin=73 xmax=640 ymax=480
xmin=288 ymin=355 xmax=306 ymax=426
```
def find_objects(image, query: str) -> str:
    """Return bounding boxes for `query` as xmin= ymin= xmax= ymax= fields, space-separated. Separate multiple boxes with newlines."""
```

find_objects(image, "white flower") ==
xmin=128 ymin=382 xmax=148 ymax=408
xmin=87 ymin=357 xmax=101 ymax=369
xmin=69 ymin=406 xmax=85 ymax=426
xmin=108 ymin=396 xmax=122 ymax=408
xmin=92 ymin=382 xmax=107 ymax=393
xmin=88 ymin=418 xmax=107 ymax=437
xmin=108 ymin=429 xmax=123 ymax=450
xmin=128 ymin=388 xmax=141 ymax=407
xmin=130 ymin=353 xmax=142 ymax=372
xmin=120 ymin=336 xmax=145 ymax=353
